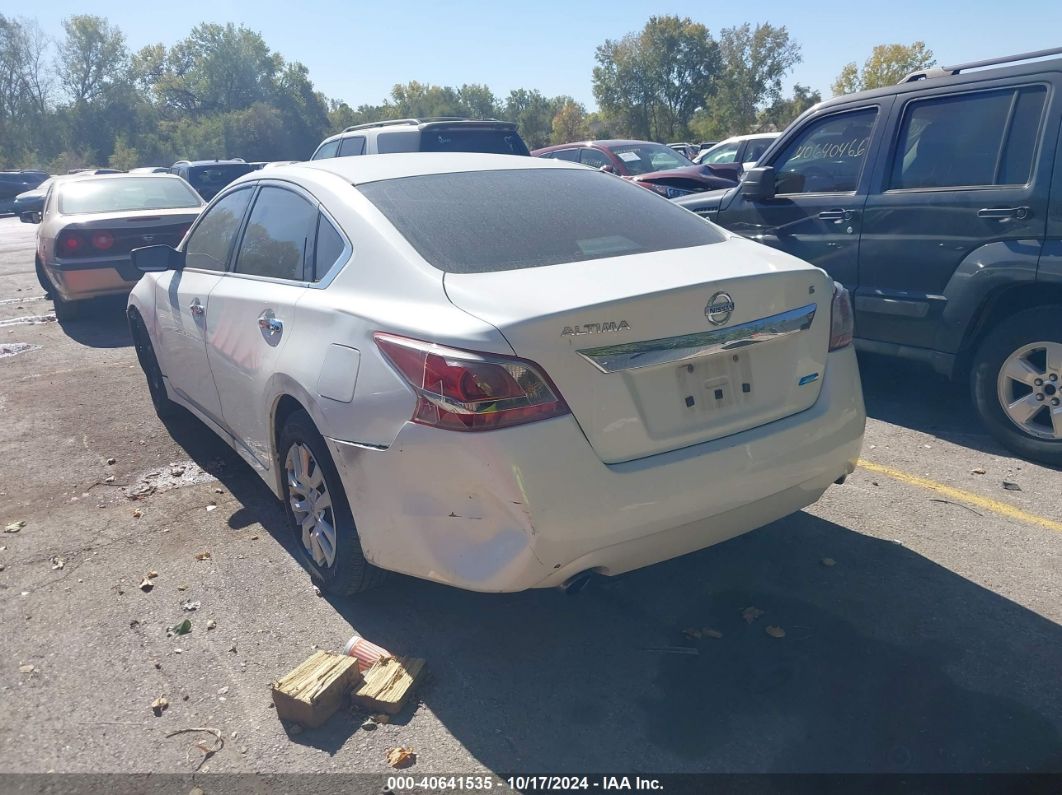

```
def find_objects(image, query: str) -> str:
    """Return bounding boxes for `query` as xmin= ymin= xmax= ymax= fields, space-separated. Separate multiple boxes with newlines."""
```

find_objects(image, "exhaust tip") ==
xmin=561 ymin=570 xmax=596 ymax=595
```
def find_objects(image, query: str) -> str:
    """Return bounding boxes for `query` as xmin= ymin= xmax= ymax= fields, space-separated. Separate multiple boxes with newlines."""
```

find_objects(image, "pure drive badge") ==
xmin=561 ymin=320 xmax=632 ymax=337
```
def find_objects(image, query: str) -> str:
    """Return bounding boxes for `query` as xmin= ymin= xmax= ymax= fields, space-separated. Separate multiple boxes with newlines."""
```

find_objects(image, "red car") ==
xmin=532 ymin=139 xmax=736 ymax=198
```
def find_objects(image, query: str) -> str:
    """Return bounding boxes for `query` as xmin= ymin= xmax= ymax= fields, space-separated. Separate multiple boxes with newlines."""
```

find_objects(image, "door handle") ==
xmin=977 ymin=206 xmax=1030 ymax=220
xmin=189 ymin=300 xmax=204 ymax=317
xmin=817 ymin=209 xmax=857 ymax=222
xmin=258 ymin=316 xmax=283 ymax=335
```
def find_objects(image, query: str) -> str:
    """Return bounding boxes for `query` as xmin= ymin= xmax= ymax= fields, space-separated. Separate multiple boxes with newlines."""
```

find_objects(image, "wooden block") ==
xmin=271 ymin=650 xmax=361 ymax=728
xmin=351 ymin=656 xmax=426 ymax=715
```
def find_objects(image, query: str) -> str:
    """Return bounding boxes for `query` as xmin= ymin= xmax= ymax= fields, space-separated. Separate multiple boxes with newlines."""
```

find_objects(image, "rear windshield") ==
xmin=58 ymin=177 xmax=202 ymax=215
xmin=359 ymin=168 xmax=725 ymax=274
xmin=419 ymin=128 xmax=530 ymax=156
xmin=186 ymin=164 xmax=254 ymax=188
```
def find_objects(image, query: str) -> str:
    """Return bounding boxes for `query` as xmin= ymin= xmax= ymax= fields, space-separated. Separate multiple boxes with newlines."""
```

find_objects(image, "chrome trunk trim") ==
xmin=576 ymin=303 xmax=818 ymax=374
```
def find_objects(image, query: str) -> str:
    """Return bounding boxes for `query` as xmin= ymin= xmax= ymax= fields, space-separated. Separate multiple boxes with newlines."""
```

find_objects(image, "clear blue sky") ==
xmin=28 ymin=0 xmax=1062 ymax=109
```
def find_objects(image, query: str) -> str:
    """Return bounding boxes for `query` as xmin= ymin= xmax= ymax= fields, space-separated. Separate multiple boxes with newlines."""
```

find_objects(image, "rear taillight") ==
xmin=91 ymin=231 xmax=114 ymax=251
xmin=57 ymin=230 xmax=83 ymax=255
xmin=829 ymin=282 xmax=854 ymax=351
xmin=373 ymin=333 xmax=570 ymax=432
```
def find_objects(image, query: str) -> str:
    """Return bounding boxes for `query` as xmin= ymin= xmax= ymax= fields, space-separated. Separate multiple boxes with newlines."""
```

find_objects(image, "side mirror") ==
xmin=131 ymin=245 xmax=184 ymax=273
xmin=741 ymin=166 xmax=776 ymax=201
xmin=19 ymin=211 xmax=41 ymax=224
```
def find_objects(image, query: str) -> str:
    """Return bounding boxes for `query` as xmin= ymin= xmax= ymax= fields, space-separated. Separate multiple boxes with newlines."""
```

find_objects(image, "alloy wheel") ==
xmin=996 ymin=341 xmax=1062 ymax=441
xmin=285 ymin=442 xmax=337 ymax=568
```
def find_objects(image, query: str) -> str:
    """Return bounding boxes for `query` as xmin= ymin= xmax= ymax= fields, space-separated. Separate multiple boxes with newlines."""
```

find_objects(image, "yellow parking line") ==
xmin=857 ymin=459 xmax=1062 ymax=534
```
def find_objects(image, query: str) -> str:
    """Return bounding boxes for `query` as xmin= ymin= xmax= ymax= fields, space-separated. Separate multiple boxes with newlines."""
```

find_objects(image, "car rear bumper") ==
xmin=46 ymin=256 xmax=139 ymax=301
xmin=327 ymin=346 xmax=865 ymax=592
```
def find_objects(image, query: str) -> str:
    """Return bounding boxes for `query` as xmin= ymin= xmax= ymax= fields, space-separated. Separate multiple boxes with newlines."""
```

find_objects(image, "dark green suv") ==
xmin=677 ymin=47 xmax=1062 ymax=465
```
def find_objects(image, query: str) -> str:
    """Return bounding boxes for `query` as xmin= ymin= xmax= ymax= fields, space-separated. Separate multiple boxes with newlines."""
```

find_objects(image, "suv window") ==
xmin=313 ymin=139 xmax=340 ymax=160
xmin=377 ymin=131 xmax=420 ymax=153
xmin=338 ymin=136 xmax=366 ymax=157
xmin=419 ymin=129 xmax=529 ymax=156
xmin=772 ymin=108 xmax=877 ymax=194
xmin=234 ymin=187 xmax=318 ymax=281
xmin=313 ymin=214 xmax=346 ymax=281
xmin=702 ymin=142 xmax=740 ymax=164
xmin=890 ymin=86 xmax=1047 ymax=190
xmin=184 ymin=188 xmax=253 ymax=272
xmin=744 ymin=138 xmax=773 ymax=163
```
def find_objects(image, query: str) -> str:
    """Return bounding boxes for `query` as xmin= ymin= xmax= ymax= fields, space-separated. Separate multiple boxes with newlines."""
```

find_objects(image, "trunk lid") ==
xmin=445 ymin=238 xmax=834 ymax=464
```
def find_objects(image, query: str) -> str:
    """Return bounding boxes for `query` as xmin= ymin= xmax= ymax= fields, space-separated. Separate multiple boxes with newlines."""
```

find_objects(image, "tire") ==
xmin=35 ymin=258 xmax=53 ymax=297
xmin=971 ymin=305 xmax=1062 ymax=466
xmin=278 ymin=409 xmax=386 ymax=595
xmin=53 ymin=292 xmax=81 ymax=322
xmin=129 ymin=312 xmax=180 ymax=420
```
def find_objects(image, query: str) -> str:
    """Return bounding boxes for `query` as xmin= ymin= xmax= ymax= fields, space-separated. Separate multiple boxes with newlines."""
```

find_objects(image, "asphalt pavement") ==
xmin=1 ymin=214 xmax=1060 ymax=777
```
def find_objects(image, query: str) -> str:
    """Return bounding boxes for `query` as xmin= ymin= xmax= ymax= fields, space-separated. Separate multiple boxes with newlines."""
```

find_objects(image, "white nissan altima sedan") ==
xmin=127 ymin=153 xmax=865 ymax=595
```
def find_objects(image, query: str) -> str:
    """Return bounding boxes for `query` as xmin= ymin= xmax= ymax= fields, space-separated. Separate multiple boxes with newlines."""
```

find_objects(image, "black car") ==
xmin=0 ymin=170 xmax=49 ymax=214
xmin=676 ymin=47 xmax=1062 ymax=465
xmin=169 ymin=159 xmax=255 ymax=200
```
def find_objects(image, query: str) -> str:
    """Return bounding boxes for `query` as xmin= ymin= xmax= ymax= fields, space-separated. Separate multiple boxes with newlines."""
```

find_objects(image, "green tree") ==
xmin=457 ymin=83 xmax=499 ymax=118
xmin=758 ymin=83 xmax=821 ymax=131
xmin=832 ymin=42 xmax=935 ymax=95
xmin=593 ymin=16 xmax=719 ymax=141
xmin=107 ymin=134 xmax=138 ymax=169
xmin=56 ymin=15 xmax=127 ymax=103
xmin=710 ymin=23 xmax=801 ymax=136
xmin=550 ymin=100 xmax=589 ymax=144
xmin=503 ymin=88 xmax=555 ymax=148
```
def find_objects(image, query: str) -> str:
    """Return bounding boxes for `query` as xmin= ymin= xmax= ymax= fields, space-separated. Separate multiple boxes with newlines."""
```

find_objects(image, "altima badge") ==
xmin=561 ymin=320 xmax=631 ymax=337
xmin=705 ymin=292 xmax=735 ymax=326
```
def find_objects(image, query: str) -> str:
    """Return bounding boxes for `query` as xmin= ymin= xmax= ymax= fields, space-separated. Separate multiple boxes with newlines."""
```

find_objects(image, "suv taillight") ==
xmin=829 ymin=282 xmax=854 ymax=351
xmin=373 ymin=333 xmax=570 ymax=431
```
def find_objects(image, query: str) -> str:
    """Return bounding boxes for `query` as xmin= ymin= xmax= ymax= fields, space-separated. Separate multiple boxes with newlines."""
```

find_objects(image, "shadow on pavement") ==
xmin=857 ymin=352 xmax=1013 ymax=458
xmin=54 ymin=295 xmax=133 ymax=348
xmin=160 ymin=398 xmax=1062 ymax=773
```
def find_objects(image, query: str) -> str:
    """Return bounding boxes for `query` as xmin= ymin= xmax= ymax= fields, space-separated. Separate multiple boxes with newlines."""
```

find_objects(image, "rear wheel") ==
xmin=279 ymin=409 xmax=385 ymax=595
xmin=129 ymin=312 xmax=179 ymax=420
xmin=52 ymin=292 xmax=81 ymax=322
xmin=971 ymin=306 xmax=1062 ymax=466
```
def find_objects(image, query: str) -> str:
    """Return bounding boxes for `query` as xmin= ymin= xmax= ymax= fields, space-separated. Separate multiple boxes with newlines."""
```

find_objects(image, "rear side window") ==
xmin=377 ymin=131 xmax=420 ymax=153
xmin=234 ymin=187 xmax=317 ymax=281
xmin=184 ymin=188 xmax=253 ymax=272
xmin=551 ymin=149 xmax=579 ymax=162
xmin=313 ymin=139 xmax=340 ymax=160
xmin=187 ymin=164 xmax=254 ymax=190
xmin=313 ymin=214 xmax=346 ymax=281
xmin=579 ymin=149 xmax=612 ymax=169
xmin=338 ymin=136 xmax=366 ymax=157
xmin=359 ymin=168 xmax=726 ymax=274
xmin=419 ymin=129 xmax=529 ymax=156
xmin=890 ymin=86 xmax=1047 ymax=189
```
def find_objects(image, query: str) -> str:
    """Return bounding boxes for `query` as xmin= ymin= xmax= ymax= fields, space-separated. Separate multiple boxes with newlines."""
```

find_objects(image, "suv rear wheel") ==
xmin=971 ymin=306 xmax=1062 ymax=466
xmin=278 ymin=409 xmax=386 ymax=595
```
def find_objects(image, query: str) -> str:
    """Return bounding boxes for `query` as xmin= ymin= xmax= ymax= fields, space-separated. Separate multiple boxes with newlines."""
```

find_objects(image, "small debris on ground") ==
xmin=5 ymin=521 xmax=25 ymax=533
xmin=104 ymin=475 xmax=115 ymax=484
xmin=360 ymin=718 xmax=377 ymax=731
xmin=206 ymin=504 xmax=217 ymax=512
xmin=18 ymin=664 xmax=36 ymax=674
xmin=165 ymin=727 xmax=223 ymax=770
xmin=167 ymin=619 xmax=192 ymax=637
xmin=194 ymin=551 xmax=211 ymax=561
xmin=147 ymin=570 xmax=158 ymax=579
xmin=151 ymin=696 xmax=169 ymax=716
xmin=387 ymin=746 xmax=416 ymax=769
xmin=1002 ymin=481 xmax=1022 ymax=491
xmin=50 ymin=556 xmax=64 ymax=570
xmin=741 ymin=606 xmax=764 ymax=623
xmin=139 ymin=577 xmax=154 ymax=592
xmin=214 ymin=488 xmax=225 ymax=494
xmin=765 ymin=625 xmax=786 ymax=639
xmin=312 ymin=585 xmax=322 ymax=597
xmin=107 ymin=457 xmax=116 ymax=465
xmin=217 ymin=687 xmax=229 ymax=695
xmin=971 ymin=468 xmax=986 ymax=475
xmin=181 ymin=600 xmax=201 ymax=612
xmin=170 ymin=465 xmax=186 ymax=477
xmin=249 ymin=534 xmax=259 ymax=541
xmin=132 ymin=509 xmax=143 ymax=519
xmin=206 ymin=619 xmax=217 ymax=630
xmin=821 ymin=557 xmax=836 ymax=567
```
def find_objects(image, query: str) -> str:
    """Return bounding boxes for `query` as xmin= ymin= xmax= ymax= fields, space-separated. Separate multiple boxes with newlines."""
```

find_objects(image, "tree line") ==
xmin=0 ymin=13 xmax=933 ymax=171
